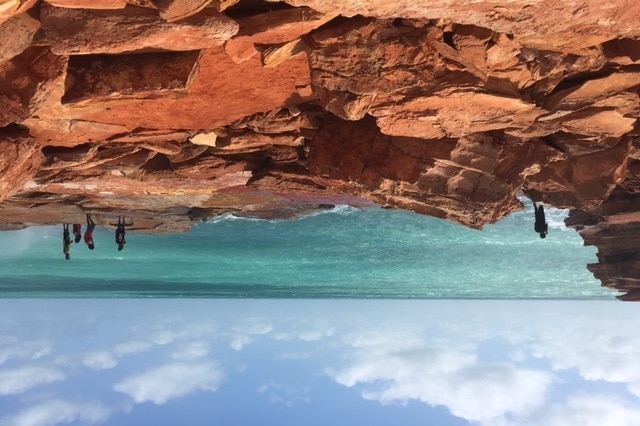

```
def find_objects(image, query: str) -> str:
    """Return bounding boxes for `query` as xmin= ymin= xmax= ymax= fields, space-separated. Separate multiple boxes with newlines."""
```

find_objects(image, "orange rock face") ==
xmin=40 ymin=3 xmax=239 ymax=54
xmin=0 ymin=1 xmax=639 ymax=296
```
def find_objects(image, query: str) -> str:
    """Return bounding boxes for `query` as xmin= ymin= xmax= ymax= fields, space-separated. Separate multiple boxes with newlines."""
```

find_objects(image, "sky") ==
xmin=0 ymin=299 xmax=639 ymax=426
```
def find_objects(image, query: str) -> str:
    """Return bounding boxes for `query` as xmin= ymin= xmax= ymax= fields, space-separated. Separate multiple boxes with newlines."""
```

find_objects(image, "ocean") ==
xmin=0 ymin=200 xmax=616 ymax=299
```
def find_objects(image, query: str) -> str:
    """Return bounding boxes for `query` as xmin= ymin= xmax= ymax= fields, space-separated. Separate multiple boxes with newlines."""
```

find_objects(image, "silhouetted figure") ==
xmin=115 ymin=216 xmax=126 ymax=251
xmin=534 ymin=203 xmax=548 ymax=239
xmin=63 ymin=224 xmax=72 ymax=260
xmin=84 ymin=214 xmax=96 ymax=250
xmin=72 ymin=223 xmax=82 ymax=243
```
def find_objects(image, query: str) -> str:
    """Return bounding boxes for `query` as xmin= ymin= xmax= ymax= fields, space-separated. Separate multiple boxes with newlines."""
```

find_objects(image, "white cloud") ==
xmin=150 ymin=330 xmax=175 ymax=346
xmin=82 ymin=352 xmax=117 ymax=371
xmin=273 ymin=329 xmax=335 ymax=342
xmin=113 ymin=341 xmax=152 ymax=357
xmin=272 ymin=320 xmax=335 ymax=342
xmin=330 ymin=343 xmax=552 ymax=425
xmin=0 ymin=341 xmax=52 ymax=365
xmin=229 ymin=335 xmax=253 ymax=351
xmin=298 ymin=329 xmax=334 ymax=342
xmin=413 ymin=364 xmax=550 ymax=424
xmin=628 ymin=383 xmax=640 ymax=399
xmin=0 ymin=367 xmax=66 ymax=395
xmin=149 ymin=322 xmax=218 ymax=347
xmin=170 ymin=341 xmax=209 ymax=360
xmin=276 ymin=352 xmax=311 ymax=361
xmin=113 ymin=362 xmax=223 ymax=405
xmin=494 ymin=306 xmax=640 ymax=402
xmin=331 ymin=345 xmax=475 ymax=387
xmin=0 ymin=400 xmax=109 ymax=426
xmin=325 ymin=302 xmax=640 ymax=425
xmin=256 ymin=382 xmax=310 ymax=406
xmin=229 ymin=320 xmax=273 ymax=351
xmin=529 ymin=395 xmax=640 ymax=426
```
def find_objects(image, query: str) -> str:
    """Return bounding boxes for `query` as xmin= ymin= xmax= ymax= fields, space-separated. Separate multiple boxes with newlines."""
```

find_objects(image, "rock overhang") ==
xmin=0 ymin=0 xmax=639 ymax=297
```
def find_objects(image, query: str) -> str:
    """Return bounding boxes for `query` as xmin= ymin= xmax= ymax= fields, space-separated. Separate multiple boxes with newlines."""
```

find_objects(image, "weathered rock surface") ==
xmin=0 ymin=126 xmax=43 ymax=204
xmin=0 ymin=12 xmax=40 ymax=62
xmin=41 ymin=2 xmax=239 ymax=55
xmin=0 ymin=0 xmax=639 ymax=297
xmin=271 ymin=0 xmax=640 ymax=51
xmin=0 ymin=45 xmax=66 ymax=127
xmin=0 ymin=0 xmax=37 ymax=25
xmin=224 ymin=7 xmax=334 ymax=63
xmin=155 ymin=0 xmax=213 ymax=22
xmin=45 ymin=0 xmax=127 ymax=9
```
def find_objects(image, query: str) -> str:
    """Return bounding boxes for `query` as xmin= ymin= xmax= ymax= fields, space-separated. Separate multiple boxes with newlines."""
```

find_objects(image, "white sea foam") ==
xmin=304 ymin=204 xmax=358 ymax=218
xmin=547 ymin=209 xmax=571 ymax=231
xmin=518 ymin=194 xmax=570 ymax=231
xmin=208 ymin=214 xmax=263 ymax=224
xmin=208 ymin=205 xmax=358 ymax=224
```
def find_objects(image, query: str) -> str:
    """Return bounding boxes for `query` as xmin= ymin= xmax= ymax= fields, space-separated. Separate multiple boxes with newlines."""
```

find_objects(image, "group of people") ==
xmin=63 ymin=215 xmax=130 ymax=260
xmin=60 ymin=204 xmax=548 ymax=260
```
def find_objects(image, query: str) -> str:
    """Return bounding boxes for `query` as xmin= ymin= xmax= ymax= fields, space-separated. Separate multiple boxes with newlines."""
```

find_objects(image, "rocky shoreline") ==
xmin=1 ymin=0 xmax=639 ymax=297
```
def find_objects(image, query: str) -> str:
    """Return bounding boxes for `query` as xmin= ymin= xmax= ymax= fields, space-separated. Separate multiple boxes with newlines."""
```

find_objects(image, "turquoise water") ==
xmin=0 ymin=201 xmax=616 ymax=298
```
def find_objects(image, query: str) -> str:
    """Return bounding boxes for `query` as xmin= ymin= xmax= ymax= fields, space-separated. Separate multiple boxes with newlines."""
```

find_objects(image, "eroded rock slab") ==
xmin=0 ymin=12 xmax=40 ymax=62
xmin=0 ymin=46 xmax=66 ymax=127
xmin=273 ymin=0 xmax=640 ymax=52
xmin=45 ymin=0 xmax=128 ymax=9
xmin=225 ymin=7 xmax=334 ymax=63
xmin=0 ymin=129 xmax=44 ymax=204
xmin=62 ymin=50 xmax=202 ymax=104
xmin=41 ymin=2 xmax=239 ymax=54
xmin=156 ymin=0 xmax=212 ymax=22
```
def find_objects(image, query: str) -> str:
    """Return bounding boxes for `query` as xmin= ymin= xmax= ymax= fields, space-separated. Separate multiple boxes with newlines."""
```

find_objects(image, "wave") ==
xmin=517 ymin=194 xmax=570 ymax=231
xmin=305 ymin=204 xmax=359 ymax=217
xmin=547 ymin=212 xmax=570 ymax=230
xmin=208 ymin=214 xmax=263 ymax=224
xmin=207 ymin=205 xmax=359 ymax=224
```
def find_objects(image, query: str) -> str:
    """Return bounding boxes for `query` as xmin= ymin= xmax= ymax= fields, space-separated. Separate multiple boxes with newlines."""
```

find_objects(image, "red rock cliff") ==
xmin=0 ymin=0 xmax=639 ymax=297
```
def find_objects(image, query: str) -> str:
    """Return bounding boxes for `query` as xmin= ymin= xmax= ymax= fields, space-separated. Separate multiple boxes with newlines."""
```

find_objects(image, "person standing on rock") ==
xmin=84 ymin=214 xmax=96 ymax=250
xmin=72 ymin=223 xmax=82 ymax=243
xmin=63 ymin=224 xmax=72 ymax=260
xmin=115 ymin=216 xmax=128 ymax=251
xmin=534 ymin=203 xmax=548 ymax=238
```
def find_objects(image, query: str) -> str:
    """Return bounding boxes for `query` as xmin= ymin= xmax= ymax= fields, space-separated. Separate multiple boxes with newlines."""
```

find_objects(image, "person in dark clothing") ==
xmin=115 ymin=216 xmax=126 ymax=251
xmin=534 ymin=203 xmax=548 ymax=238
xmin=63 ymin=224 xmax=72 ymax=260
xmin=84 ymin=214 xmax=96 ymax=250
xmin=72 ymin=223 xmax=82 ymax=243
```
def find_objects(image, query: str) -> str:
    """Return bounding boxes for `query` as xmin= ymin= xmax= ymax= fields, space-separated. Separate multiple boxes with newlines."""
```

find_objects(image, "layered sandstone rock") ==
xmin=0 ymin=0 xmax=639 ymax=297
xmin=270 ymin=0 xmax=640 ymax=51
xmin=40 ymin=2 xmax=239 ymax=54
xmin=224 ymin=7 xmax=334 ymax=63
